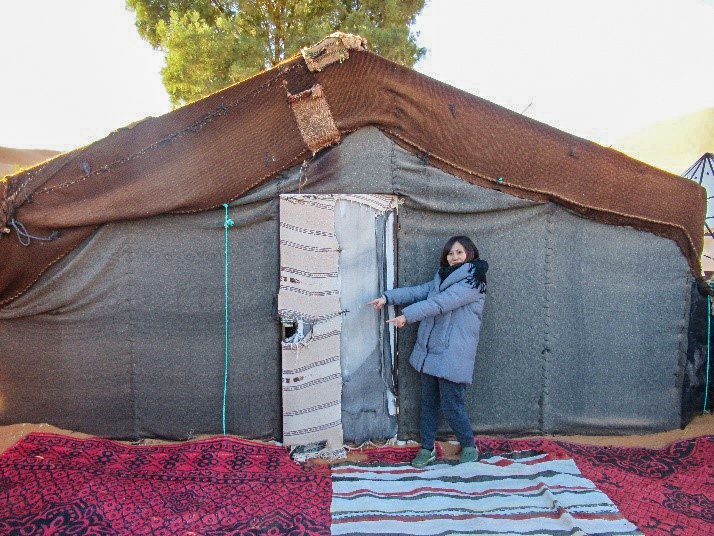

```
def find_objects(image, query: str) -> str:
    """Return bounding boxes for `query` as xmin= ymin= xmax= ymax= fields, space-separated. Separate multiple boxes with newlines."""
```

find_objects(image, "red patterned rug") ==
xmin=478 ymin=436 xmax=714 ymax=536
xmin=0 ymin=433 xmax=331 ymax=535
xmin=0 ymin=433 xmax=711 ymax=535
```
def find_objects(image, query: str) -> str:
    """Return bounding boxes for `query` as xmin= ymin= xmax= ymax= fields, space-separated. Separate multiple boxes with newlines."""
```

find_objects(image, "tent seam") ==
xmin=127 ymin=229 xmax=139 ymax=439
xmin=676 ymin=270 xmax=693 ymax=426
xmin=169 ymin=151 xmax=312 ymax=216
xmin=388 ymin=136 xmax=400 ymax=421
xmin=540 ymin=207 xmax=554 ymax=433
xmin=1 ymin=146 xmax=84 ymax=221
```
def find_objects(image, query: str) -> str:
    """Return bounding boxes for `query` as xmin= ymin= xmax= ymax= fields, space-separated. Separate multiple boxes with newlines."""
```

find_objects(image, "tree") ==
xmin=126 ymin=0 xmax=426 ymax=106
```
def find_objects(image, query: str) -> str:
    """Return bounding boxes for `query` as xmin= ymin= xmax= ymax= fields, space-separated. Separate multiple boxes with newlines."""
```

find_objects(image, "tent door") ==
xmin=278 ymin=194 xmax=398 ymax=453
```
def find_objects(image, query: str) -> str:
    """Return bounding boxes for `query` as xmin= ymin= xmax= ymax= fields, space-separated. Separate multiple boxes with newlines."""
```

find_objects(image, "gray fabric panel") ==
xmin=0 ymin=224 xmax=137 ymax=436
xmin=0 ymin=201 xmax=281 ymax=440
xmin=0 ymin=126 xmax=697 ymax=438
xmin=241 ymin=127 xmax=397 ymax=200
xmin=0 ymin=315 xmax=135 ymax=437
xmin=127 ymin=202 xmax=280 ymax=439
xmin=544 ymin=209 xmax=688 ymax=434
xmin=335 ymin=200 xmax=397 ymax=442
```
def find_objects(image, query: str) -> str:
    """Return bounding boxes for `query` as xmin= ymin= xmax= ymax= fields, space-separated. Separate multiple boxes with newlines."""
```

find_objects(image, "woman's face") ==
xmin=446 ymin=241 xmax=468 ymax=266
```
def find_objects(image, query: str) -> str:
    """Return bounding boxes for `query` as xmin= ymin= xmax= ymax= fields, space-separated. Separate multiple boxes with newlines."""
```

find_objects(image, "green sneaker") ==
xmin=459 ymin=446 xmax=479 ymax=464
xmin=411 ymin=448 xmax=436 ymax=468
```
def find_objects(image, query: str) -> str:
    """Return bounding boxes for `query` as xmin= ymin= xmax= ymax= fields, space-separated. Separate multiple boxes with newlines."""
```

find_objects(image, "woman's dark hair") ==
xmin=439 ymin=235 xmax=479 ymax=267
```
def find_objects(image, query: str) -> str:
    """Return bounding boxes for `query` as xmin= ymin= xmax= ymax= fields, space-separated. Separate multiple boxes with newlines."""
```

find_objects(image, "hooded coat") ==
xmin=383 ymin=261 xmax=487 ymax=384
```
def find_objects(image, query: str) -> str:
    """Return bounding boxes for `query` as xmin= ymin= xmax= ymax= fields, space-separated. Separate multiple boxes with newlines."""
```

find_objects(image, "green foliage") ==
xmin=126 ymin=0 xmax=426 ymax=106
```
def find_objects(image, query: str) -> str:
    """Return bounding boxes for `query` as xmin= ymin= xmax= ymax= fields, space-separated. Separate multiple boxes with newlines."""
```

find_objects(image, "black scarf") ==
xmin=439 ymin=259 xmax=488 ymax=293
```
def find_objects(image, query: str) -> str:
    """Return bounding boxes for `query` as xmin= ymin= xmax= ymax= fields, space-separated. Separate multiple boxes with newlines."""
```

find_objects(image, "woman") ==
xmin=369 ymin=236 xmax=487 ymax=467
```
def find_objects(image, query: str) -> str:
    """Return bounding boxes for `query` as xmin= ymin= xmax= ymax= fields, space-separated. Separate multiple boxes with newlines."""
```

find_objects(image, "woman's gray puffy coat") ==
xmin=383 ymin=263 xmax=486 ymax=384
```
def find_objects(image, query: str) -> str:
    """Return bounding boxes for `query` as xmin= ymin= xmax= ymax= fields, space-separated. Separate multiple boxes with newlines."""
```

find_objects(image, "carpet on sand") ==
xmin=0 ymin=433 xmax=711 ymax=535
xmin=0 ymin=433 xmax=331 ymax=535
xmin=478 ymin=437 xmax=714 ymax=536
xmin=331 ymin=450 xmax=643 ymax=535
xmin=347 ymin=436 xmax=713 ymax=536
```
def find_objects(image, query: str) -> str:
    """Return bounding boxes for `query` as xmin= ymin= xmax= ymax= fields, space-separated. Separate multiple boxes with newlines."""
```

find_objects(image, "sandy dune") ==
xmin=0 ymin=146 xmax=61 ymax=178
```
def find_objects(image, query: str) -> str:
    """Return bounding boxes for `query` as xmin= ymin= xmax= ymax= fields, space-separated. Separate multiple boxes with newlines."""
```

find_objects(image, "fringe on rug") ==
xmin=345 ymin=436 xmax=399 ymax=451
xmin=290 ymin=442 xmax=347 ymax=463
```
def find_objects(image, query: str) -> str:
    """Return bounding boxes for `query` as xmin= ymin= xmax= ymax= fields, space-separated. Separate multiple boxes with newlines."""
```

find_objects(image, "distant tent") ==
xmin=683 ymin=153 xmax=714 ymax=272
xmin=683 ymin=152 xmax=714 ymax=216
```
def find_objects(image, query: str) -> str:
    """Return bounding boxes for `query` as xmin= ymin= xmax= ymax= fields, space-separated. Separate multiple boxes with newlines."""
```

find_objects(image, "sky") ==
xmin=0 ymin=0 xmax=712 ymax=151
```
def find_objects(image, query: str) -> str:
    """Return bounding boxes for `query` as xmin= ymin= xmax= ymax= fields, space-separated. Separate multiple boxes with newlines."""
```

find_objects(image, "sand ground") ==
xmin=2 ymin=413 xmax=712 ymax=461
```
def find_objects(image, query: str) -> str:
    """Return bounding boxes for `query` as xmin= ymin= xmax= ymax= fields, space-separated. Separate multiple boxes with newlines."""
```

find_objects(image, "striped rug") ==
xmin=279 ymin=195 xmax=344 ymax=459
xmin=330 ymin=450 xmax=643 ymax=535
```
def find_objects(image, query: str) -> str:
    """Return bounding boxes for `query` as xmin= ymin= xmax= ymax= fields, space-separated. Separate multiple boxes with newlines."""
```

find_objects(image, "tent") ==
xmin=0 ymin=34 xmax=709 ymax=444
xmin=682 ymin=153 xmax=714 ymax=273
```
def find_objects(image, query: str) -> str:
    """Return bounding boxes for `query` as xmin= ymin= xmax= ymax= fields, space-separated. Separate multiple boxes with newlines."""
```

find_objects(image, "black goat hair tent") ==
xmin=0 ymin=34 xmax=708 ymax=441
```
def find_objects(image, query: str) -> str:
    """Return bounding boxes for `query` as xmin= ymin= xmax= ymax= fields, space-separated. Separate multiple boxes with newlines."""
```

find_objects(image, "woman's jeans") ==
xmin=420 ymin=373 xmax=475 ymax=450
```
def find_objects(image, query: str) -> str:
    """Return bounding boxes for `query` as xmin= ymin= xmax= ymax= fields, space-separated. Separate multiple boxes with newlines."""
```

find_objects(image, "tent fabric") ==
xmin=331 ymin=197 xmax=398 ymax=443
xmin=0 ymin=127 xmax=702 ymax=439
xmin=682 ymin=282 xmax=710 ymax=424
xmin=278 ymin=196 xmax=345 ymax=455
xmin=278 ymin=193 xmax=400 ymax=450
xmin=0 ymin=43 xmax=706 ymax=308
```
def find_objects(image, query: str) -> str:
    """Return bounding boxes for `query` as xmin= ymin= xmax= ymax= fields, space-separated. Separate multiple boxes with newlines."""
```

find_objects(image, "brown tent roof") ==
xmin=0 ymin=34 xmax=706 ymax=307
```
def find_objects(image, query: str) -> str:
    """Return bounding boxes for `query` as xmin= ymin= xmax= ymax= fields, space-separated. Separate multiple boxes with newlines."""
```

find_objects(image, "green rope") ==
xmin=223 ymin=203 xmax=235 ymax=434
xmin=705 ymin=286 xmax=712 ymax=414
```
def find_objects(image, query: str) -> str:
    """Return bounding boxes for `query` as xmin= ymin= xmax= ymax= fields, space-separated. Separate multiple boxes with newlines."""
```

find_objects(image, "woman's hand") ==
xmin=386 ymin=315 xmax=407 ymax=328
xmin=368 ymin=297 xmax=386 ymax=310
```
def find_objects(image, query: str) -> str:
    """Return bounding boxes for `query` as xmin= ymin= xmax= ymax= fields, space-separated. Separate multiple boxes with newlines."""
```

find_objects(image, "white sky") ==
xmin=0 ymin=0 xmax=712 ymax=151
